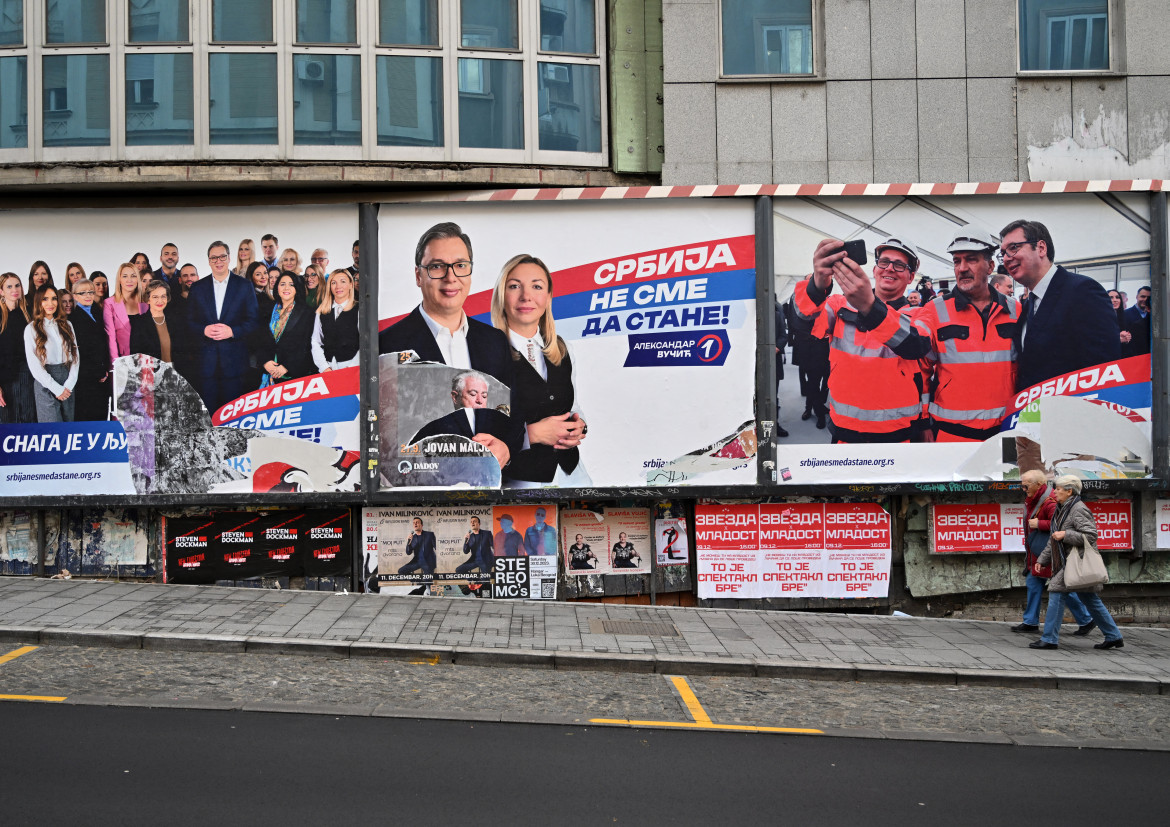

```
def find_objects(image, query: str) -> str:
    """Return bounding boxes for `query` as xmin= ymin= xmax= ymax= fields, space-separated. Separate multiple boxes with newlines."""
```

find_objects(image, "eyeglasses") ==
xmin=73 ymin=290 xmax=95 ymax=296
xmin=995 ymin=240 xmax=1036 ymax=264
xmin=311 ymin=256 xmax=327 ymax=262
xmin=874 ymin=257 xmax=911 ymax=274
xmin=420 ymin=260 xmax=473 ymax=279
xmin=209 ymin=254 xmax=229 ymax=263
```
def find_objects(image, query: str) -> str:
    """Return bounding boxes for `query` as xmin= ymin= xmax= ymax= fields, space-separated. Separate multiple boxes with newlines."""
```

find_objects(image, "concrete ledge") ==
xmin=655 ymin=656 xmax=757 ymax=677
xmin=854 ymin=665 xmax=958 ymax=685
xmin=500 ymin=711 xmax=589 ymax=726
xmin=1010 ymin=733 xmax=1080 ymax=748
xmin=61 ymin=693 xmax=242 ymax=711
xmin=1054 ymin=674 xmax=1162 ymax=694
xmin=453 ymin=647 xmax=556 ymax=669
xmin=143 ymin=633 xmax=247 ymax=653
xmin=371 ymin=705 xmax=504 ymax=722
xmin=880 ymin=729 xmax=1015 ymax=745
xmin=241 ymin=700 xmax=377 ymax=717
xmin=244 ymin=638 xmax=351 ymax=657
xmin=554 ymin=651 xmax=657 ymax=673
xmin=755 ymin=661 xmax=858 ymax=682
xmin=39 ymin=628 xmax=143 ymax=649
xmin=349 ymin=642 xmax=455 ymax=662
xmin=954 ymin=669 xmax=1059 ymax=690
xmin=0 ymin=626 xmax=42 ymax=643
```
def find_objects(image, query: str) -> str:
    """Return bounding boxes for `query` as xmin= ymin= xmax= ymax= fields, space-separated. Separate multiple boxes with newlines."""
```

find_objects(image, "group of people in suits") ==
xmin=0 ymin=236 xmax=360 ymax=424
xmin=380 ymin=222 xmax=591 ymax=489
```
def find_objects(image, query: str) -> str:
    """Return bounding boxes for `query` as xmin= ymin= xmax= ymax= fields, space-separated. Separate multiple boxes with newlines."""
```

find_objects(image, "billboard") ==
xmin=376 ymin=199 xmax=758 ymax=490
xmin=772 ymin=192 xmax=1154 ymax=485
xmin=930 ymin=499 xmax=1132 ymax=553
xmin=0 ymin=205 xmax=359 ymax=498
xmin=695 ymin=502 xmax=892 ymax=599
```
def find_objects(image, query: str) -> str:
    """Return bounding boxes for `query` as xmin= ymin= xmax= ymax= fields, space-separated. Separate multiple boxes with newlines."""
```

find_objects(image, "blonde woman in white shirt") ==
xmin=24 ymin=285 xmax=79 ymax=422
xmin=312 ymin=269 xmax=360 ymax=372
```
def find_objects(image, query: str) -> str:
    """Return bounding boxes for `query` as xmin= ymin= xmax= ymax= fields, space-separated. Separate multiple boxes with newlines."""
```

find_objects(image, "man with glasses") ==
xmin=1015 ymin=470 xmax=1095 ymax=636
xmin=792 ymin=236 xmax=927 ymax=443
xmin=187 ymin=240 xmax=259 ymax=413
xmin=899 ymin=226 xmax=1021 ymax=442
xmin=999 ymin=219 xmax=1119 ymax=392
xmin=310 ymin=248 xmax=330 ymax=274
xmin=378 ymin=221 xmax=512 ymax=386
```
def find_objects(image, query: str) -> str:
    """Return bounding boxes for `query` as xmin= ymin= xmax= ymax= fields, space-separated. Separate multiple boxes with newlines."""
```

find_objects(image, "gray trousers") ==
xmin=33 ymin=362 xmax=75 ymax=423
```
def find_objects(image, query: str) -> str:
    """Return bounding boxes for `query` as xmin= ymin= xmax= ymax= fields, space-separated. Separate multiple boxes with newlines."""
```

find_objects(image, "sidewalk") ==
xmin=2 ymin=578 xmax=1169 ymax=694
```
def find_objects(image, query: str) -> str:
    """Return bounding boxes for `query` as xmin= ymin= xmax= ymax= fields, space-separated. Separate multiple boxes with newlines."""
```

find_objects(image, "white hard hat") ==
xmin=947 ymin=224 xmax=999 ymax=254
xmin=875 ymin=236 xmax=920 ymax=272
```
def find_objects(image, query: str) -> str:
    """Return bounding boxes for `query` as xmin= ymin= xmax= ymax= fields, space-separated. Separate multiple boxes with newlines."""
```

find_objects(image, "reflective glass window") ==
xmin=379 ymin=0 xmax=438 ymax=46
xmin=1019 ymin=0 xmax=1109 ymax=71
xmin=458 ymin=57 xmax=522 ymax=150
xmin=0 ymin=56 xmax=27 ymax=148
xmin=296 ymin=0 xmax=357 ymax=44
xmin=376 ymin=55 xmax=442 ymax=147
xmin=293 ymin=54 xmax=361 ymax=145
xmin=537 ymin=62 xmax=600 ymax=152
xmin=208 ymin=53 xmax=277 ymax=144
xmin=540 ymin=0 xmax=594 ymax=55
xmin=46 ymin=0 xmax=107 ymax=45
xmin=720 ymin=0 xmax=813 ymax=76
xmin=212 ymin=0 xmax=272 ymax=43
xmin=461 ymin=0 xmax=518 ymax=50
xmin=0 ymin=0 xmax=23 ymax=46
xmin=125 ymin=54 xmax=194 ymax=146
xmin=42 ymin=54 xmax=110 ymax=147
xmin=128 ymin=0 xmax=189 ymax=43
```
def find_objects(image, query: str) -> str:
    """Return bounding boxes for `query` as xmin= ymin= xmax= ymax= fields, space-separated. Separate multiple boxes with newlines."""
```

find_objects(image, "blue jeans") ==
xmin=1025 ymin=572 xmax=1092 ymax=626
xmin=1041 ymin=591 xmax=1123 ymax=644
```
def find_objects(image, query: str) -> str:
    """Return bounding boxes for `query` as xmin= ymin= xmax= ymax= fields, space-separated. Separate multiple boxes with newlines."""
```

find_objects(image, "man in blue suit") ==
xmin=187 ymin=240 xmax=259 ymax=414
xmin=378 ymin=222 xmax=513 ymax=387
xmin=1000 ymin=219 xmax=1120 ymax=392
xmin=1122 ymin=285 xmax=1152 ymax=358
xmin=398 ymin=516 xmax=437 ymax=576
xmin=455 ymin=515 xmax=495 ymax=575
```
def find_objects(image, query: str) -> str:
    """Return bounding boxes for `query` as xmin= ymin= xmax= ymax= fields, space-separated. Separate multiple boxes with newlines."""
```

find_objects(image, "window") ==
xmin=0 ymin=0 xmax=23 ymax=46
xmin=540 ymin=0 xmax=595 ymax=55
xmin=379 ymin=0 xmax=438 ymax=46
xmin=458 ymin=57 xmax=522 ymax=149
xmin=538 ymin=62 xmax=600 ymax=152
xmin=0 ymin=56 xmax=27 ymax=148
xmin=462 ymin=0 xmax=518 ymax=50
xmin=46 ymin=0 xmax=107 ymax=45
xmin=1019 ymin=0 xmax=1110 ymax=71
xmin=42 ymin=54 xmax=109 ymax=147
xmin=721 ymin=0 xmax=814 ymax=76
xmin=213 ymin=0 xmax=272 ymax=43
xmin=128 ymin=0 xmax=190 ymax=44
xmin=292 ymin=54 xmax=360 ymax=145
xmin=296 ymin=0 xmax=356 ymax=45
xmin=377 ymin=55 xmax=442 ymax=146
xmin=209 ymin=53 xmax=277 ymax=144
xmin=125 ymin=54 xmax=193 ymax=146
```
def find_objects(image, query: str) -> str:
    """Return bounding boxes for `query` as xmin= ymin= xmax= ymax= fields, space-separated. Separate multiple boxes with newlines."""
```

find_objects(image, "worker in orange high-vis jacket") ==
xmin=791 ymin=236 xmax=927 ymax=443
xmin=906 ymin=225 xmax=1021 ymax=442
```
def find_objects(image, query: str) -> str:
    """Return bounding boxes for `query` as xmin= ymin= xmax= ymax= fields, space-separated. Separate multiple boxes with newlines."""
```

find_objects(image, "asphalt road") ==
xmin=3 ymin=703 xmax=1169 ymax=826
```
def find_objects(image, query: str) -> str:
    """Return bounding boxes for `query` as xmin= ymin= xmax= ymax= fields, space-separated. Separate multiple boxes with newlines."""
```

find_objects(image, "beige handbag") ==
xmin=1063 ymin=537 xmax=1109 ymax=590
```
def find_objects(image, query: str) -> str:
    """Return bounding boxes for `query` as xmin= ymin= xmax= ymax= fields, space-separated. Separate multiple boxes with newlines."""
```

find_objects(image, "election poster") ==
xmin=361 ymin=504 xmax=558 ymax=598
xmin=1157 ymin=500 xmax=1170 ymax=549
xmin=695 ymin=502 xmax=892 ymax=599
xmin=931 ymin=499 xmax=1131 ymax=552
xmin=163 ymin=509 xmax=351 ymax=584
xmin=376 ymin=198 xmax=758 ymax=491
xmin=654 ymin=518 xmax=689 ymax=567
xmin=0 ymin=204 xmax=359 ymax=499
xmin=771 ymin=192 xmax=1154 ymax=485
xmin=1086 ymin=499 xmax=1133 ymax=550
xmin=561 ymin=507 xmax=651 ymax=576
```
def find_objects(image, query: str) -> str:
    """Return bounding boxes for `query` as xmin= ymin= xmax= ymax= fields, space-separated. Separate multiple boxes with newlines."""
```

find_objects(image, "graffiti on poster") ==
xmin=0 ymin=204 xmax=359 ymax=498
xmin=655 ymin=518 xmax=689 ymax=567
xmin=163 ymin=509 xmax=350 ymax=584
xmin=376 ymin=200 xmax=758 ymax=490
xmin=772 ymin=193 xmax=1154 ymax=484
xmin=362 ymin=504 xmax=558 ymax=598
xmin=560 ymin=507 xmax=651 ymax=576
xmin=696 ymin=503 xmax=892 ymax=599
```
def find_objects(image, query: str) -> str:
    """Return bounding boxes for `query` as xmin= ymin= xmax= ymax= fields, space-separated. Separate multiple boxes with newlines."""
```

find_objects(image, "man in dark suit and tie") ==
xmin=409 ymin=370 xmax=524 ymax=468
xmin=455 ymin=515 xmax=495 ymax=575
xmin=1122 ymin=285 xmax=1152 ymax=358
xmin=398 ymin=517 xmax=437 ymax=577
xmin=187 ymin=240 xmax=259 ymax=414
xmin=1000 ymin=219 xmax=1120 ymax=392
xmin=378 ymin=222 xmax=513 ymax=387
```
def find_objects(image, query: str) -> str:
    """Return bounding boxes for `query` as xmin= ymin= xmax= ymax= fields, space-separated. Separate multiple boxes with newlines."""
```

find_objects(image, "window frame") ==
xmin=1016 ymin=0 xmax=1124 ymax=76
xmin=716 ymin=0 xmax=824 ymax=82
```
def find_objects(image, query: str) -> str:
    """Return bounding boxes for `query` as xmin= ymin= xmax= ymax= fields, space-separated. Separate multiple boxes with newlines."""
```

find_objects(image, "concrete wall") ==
xmin=662 ymin=0 xmax=1170 ymax=184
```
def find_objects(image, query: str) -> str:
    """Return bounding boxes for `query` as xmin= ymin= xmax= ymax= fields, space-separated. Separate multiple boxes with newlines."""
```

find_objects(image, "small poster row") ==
xmin=930 ymin=500 xmax=1133 ymax=553
xmin=695 ymin=503 xmax=892 ymax=599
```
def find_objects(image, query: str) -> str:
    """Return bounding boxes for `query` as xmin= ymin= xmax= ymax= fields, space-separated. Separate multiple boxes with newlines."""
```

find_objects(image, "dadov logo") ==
xmin=397 ymin=459 xmax=440 ymax=474
xmin=398 ymin=460 xmax=412 ymax=475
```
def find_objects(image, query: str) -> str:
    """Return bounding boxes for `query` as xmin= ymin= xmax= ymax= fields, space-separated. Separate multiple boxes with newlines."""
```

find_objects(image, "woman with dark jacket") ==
xmin=128 ymin=281 xmax=187 ymax=364
xmin=254 ymin=272 xmax=316 ymax=383
xmin=311 ymin=269 xmax=359 ymax=372
xmin=1031 ymin=475 xmax=1125 ymax=650
xmin=0 ymin=272 xmax=36 ymax=423
xmin=1109 ymin=289 xmax=1130 ymax=349
xmin=68 ymin=278 xmax=112 ymax=421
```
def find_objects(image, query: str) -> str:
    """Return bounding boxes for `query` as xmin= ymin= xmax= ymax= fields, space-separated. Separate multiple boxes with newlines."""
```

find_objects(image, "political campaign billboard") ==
xmin=772 ymin=192 xmax=1154 ymax=485
xmin=376 ymin=199 xmax=758 ymax=490
xmin=931 ymin=499 xmax=1133 ymax=553
xmin=0 ymin=205 xmax=359 ymax=498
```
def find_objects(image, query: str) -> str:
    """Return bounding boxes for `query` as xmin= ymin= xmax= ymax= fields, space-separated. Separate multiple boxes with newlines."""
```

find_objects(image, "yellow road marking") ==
xmin=0 ymin=645 xmax=39 ymax=666
xmin=408 ymin=654 xmax=441 ymax=665
xmin=669 ymin=676 xmax=712 ymax=724
xmin=0 ymin=693 xmax=66 ymax=703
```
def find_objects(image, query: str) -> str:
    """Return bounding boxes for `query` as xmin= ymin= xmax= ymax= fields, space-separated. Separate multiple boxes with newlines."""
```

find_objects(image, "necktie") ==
xmin=526 ymin=340 xmax=538 ymax=367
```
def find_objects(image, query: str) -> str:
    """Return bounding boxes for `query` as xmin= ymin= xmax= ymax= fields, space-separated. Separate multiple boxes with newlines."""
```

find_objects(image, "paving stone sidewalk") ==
xmin=2 ymin=578 xmax=1169 ymax=693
